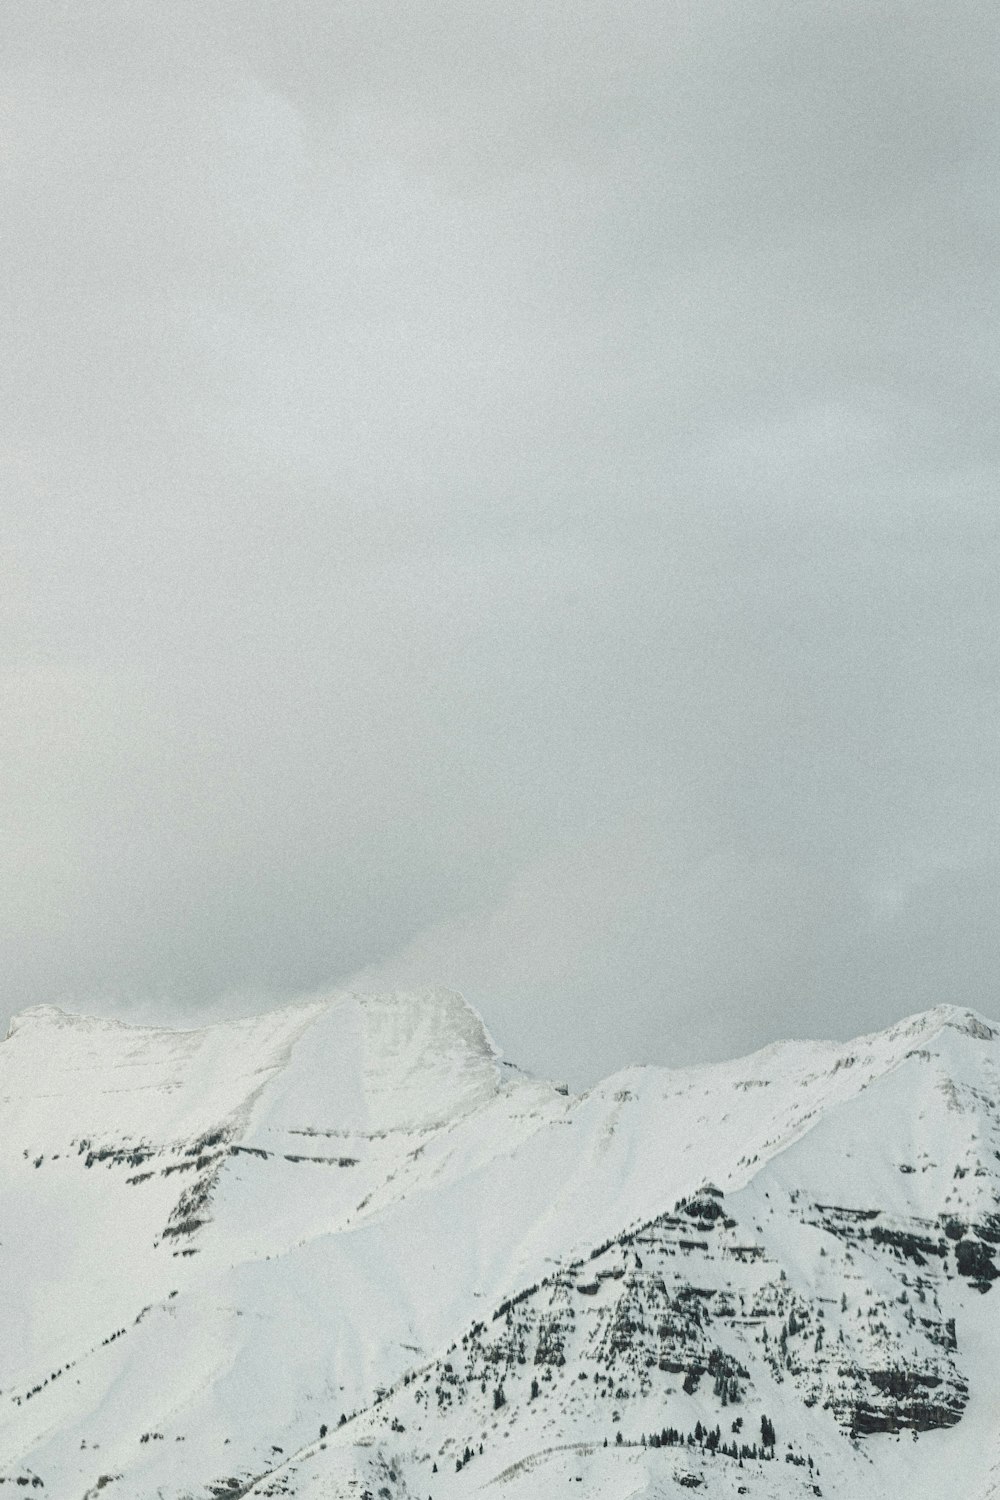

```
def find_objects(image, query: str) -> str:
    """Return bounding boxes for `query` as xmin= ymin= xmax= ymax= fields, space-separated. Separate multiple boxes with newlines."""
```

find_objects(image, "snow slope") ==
xmin=3 ymin=993 xmax=1000 ymax=1499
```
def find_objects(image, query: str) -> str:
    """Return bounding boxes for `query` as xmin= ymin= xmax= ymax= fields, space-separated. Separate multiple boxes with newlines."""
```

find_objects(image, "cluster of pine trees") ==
xmin=455 ymin=1440 xmax=485 ymax=1471
xmin=492 ymin=1283 xmax=540 ymax=1322
xmin=627 ymin=1413 xmax=777 ymax=1463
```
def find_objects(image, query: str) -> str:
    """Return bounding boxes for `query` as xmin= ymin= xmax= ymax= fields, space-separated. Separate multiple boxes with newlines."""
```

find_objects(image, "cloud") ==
xmin=1 ymin=1 xmax=998 ymax=1078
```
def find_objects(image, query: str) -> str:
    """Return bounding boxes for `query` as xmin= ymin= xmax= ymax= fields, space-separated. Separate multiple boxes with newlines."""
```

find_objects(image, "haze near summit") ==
xmin=2 ymin=2 xmax=998 ymax=1087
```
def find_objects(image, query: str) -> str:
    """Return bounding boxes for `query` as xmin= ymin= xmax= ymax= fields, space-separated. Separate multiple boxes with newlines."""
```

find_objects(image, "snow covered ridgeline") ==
xmin=3 ymin=998 xmax=1000 ymax=1498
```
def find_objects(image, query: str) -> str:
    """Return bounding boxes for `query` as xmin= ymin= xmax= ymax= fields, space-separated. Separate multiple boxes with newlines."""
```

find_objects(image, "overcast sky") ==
xmin=2 ymin=1 xmax=998 ymax=1085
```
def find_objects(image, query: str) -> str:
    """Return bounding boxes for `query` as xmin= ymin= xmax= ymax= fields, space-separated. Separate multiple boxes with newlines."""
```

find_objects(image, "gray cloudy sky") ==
xmin=2 ymin=1 xmax=999 ymax=1085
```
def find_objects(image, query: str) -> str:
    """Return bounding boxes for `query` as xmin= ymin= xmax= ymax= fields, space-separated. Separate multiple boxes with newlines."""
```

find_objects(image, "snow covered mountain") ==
xmin=4 ymin=992 xmax=1000 ymax=1499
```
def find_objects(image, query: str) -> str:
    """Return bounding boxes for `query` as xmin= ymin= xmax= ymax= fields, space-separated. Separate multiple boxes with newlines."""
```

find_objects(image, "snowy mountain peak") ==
xmin=5 ymin=997 xmax=1000 ymax=1500
xmin=0 ymin=985 xmax=508 ymax=1133
xmin=898 ymin=1002 xmax=998 ymax=1042
xmin=5 ymin=1001 xmax=61 ymax=1033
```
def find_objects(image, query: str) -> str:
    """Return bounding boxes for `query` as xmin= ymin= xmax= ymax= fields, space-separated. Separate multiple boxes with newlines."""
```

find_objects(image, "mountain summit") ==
xmin=4 ymin=994 xmax=1000 ymax=1498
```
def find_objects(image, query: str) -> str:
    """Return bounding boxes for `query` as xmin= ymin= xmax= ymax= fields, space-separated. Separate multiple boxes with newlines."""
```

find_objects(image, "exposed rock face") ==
xmin=4 ymin=998 xmax=1000 ymax=1498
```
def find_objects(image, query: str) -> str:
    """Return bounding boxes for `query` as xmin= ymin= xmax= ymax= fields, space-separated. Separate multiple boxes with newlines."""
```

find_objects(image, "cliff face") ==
xmin=3 ymin=996 xmax=1000 ymax=1499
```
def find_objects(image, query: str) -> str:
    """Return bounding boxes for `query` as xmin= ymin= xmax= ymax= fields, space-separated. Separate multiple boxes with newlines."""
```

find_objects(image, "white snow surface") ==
xmin=3 ymin=992 xmax=1000 ymax=1498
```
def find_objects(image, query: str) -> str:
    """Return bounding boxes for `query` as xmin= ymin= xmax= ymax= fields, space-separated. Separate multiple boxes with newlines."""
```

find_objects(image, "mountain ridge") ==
xmin=4 ymin=993 xmax=1000 ymax=1499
